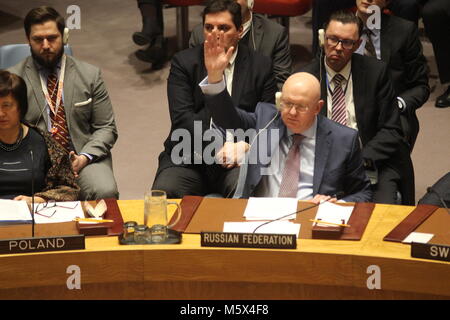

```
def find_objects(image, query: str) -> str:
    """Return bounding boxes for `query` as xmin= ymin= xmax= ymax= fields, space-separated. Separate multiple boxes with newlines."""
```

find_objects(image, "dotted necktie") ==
xmin=47 ymin=72 xmax=73 ymax=153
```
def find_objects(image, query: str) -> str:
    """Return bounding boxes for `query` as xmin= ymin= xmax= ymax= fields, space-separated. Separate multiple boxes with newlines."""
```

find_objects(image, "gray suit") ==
xmin=9 ymin=55 xmax=119 ymax=200
xmin=189 ymin=13 xmax=292 ymax=89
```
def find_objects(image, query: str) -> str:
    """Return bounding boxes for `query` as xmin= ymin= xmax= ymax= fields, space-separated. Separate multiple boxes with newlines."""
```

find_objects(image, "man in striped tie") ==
xmin=301 ymin=10 xmax=414 ymax=205
xmin=9 ymin=6 xmax=119 ymax=200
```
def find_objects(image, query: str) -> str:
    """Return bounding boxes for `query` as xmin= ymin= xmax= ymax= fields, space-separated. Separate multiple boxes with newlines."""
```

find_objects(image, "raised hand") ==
xmin=204 ymin=30 xmax=235 ymax=83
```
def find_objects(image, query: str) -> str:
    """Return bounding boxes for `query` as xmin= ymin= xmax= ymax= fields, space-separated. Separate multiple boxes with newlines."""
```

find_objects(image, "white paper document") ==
xmin=243 ymin=197 xmax=299 ymax=221
xmin=0 ymin=199 xmax=32 ymax=224
xmin=223 ymin=221 xmax=301 ymax=236
xmin=33 ymin=201 xmax=84 ymax=224
xmin=313 ymin=202 xmax=354 ymax=227
xmin=402 ymin=232 xmax=434 ymax=244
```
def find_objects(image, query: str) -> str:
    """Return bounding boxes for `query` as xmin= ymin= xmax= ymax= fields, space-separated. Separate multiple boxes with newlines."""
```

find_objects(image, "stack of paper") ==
xmin=33 ymin=201 xmax=84 ymax=224
xmin=243 ymin=197 xmax=299 ymax=221
xmin=313 ymin=202 xmax=353 ymax=227
xmin=223 ymin=221 xmax=301 ymax=236
xmin=0 ymin=199 xmax=32 ymax=224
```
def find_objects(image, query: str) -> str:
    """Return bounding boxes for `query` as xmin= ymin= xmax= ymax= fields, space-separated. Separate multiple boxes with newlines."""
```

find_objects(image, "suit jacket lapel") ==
xmin=351 ymin=55 xmax=366 ymax=134
xmin=231 ymin=45 xmax=249 ymax=105
xmin=252 ymin=15 xmax=264 ymax=51
xmin=380 ymin=14 xmax=391 ymax=64
xmin=313 ymin=116 xmax=331 ymax=194
xmin=62 ymin=55 xmax=75 ymax=131
xmin=24 ymin=57 xmax=48 ymax=128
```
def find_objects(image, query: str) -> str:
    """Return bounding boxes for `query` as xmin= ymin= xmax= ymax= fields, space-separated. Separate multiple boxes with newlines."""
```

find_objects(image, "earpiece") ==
xmin=247 ymin=0 xmax=254 ymax=10
xmin=63 ymin=27 xmax=69 ymax=45
xmin=275 ymin=92 xmax=282 ymax=111
xmin=318 ymin=29 xmax=325 ymax=48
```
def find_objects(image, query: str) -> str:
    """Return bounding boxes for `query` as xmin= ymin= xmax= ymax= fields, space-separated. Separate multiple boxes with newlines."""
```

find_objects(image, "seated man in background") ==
xmin=354 ymin=0 xmax=429 ymax=150
xmin=8 ymin=6 xmax=119 ymax=200
xmin=152 ymin=0 xmax=277 ymax=198
xmin=189 ymin=0 xmax=292 ymax=89
xmin=300 ymin=10 xmax=413 ymax=204
xmin=311 ymin=0 xmax=422 ymax=55
xmin=205 ymin=72 xmax=372 ymax=203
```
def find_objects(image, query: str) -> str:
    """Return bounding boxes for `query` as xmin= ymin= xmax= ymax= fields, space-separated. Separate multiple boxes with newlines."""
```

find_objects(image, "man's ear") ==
xmin=316 ymin=99 xmax=325 ymax=115
xmin=238 ymin=25 xmax=244 ymax=39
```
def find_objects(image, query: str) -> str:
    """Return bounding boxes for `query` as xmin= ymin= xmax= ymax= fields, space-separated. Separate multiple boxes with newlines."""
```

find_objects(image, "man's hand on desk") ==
xmin=308 ymin=194 xmax=337 ymax=205
xmin=216 ymin=141 xmax=249 ymax=169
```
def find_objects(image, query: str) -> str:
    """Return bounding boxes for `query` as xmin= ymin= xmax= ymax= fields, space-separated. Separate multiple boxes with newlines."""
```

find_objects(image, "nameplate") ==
xmin=0 ymin=235 xmax=85 ymax=255
xmin=411 ymin=242 xmax=450 ymax=262
xmin=201 ymin=232 xmax=297 ymax=249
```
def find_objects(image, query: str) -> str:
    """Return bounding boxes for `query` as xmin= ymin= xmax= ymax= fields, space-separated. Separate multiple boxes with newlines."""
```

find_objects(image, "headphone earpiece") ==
xmin=247 ymin=0 xmax=254 ymax=10
xmin=318 ymin=29 xmax=325 ymax=48
xmin=63 ymin=27 xmax=69 ymax=45
xmin=275 ymin=92 xmax=282 ymax=111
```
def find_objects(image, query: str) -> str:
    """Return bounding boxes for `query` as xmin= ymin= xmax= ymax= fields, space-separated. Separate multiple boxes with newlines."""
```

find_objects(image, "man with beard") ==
xmin=8 ymin=6 xmax=119 ymax=200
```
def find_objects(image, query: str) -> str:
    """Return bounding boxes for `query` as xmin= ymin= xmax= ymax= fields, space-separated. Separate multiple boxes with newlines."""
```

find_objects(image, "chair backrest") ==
xmin=0 ymin=44 xmax=73 ymax=69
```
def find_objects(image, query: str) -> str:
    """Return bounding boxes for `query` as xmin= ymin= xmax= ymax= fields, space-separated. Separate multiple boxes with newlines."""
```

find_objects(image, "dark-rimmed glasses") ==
xmin=326 ymin=35 xmax=358 ymax=50
xmin=34 ymin=201 xmax=79 ymax=218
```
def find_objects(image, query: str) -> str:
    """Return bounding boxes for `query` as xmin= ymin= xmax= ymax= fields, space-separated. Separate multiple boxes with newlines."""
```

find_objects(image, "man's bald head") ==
xmin=279 ymin=72 xmax=324 ymax=134
xmin=282 ymin=72 xmax=321 ymax=105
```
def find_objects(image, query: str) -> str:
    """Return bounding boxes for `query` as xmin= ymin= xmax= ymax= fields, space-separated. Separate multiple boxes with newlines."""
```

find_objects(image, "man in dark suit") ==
xmin=354 ymin=0 xmax=429 ymax=150
xmin=205 ymin=72 xmax=372 ymax=202
xmin=311 ymin=0 xmax=422 ymax=55
xmin=189 ymin=0 xmax=292 ymax=89
xmin=152 ymin=0 xmax=277 ymax=198
xmin=422 ymin=0 xmax=450 ymax=108
xmin=300 ymin=10 xmax=414 ymax=204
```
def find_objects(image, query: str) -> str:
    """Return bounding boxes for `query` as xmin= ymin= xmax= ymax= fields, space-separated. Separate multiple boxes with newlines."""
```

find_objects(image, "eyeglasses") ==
xmin=34 ymin=200 xmax=79 ymax=218
xmin=325 ymin=35 xmax=357 ymax=50
xmin=280 ymin=101 xmax=310 ymax=113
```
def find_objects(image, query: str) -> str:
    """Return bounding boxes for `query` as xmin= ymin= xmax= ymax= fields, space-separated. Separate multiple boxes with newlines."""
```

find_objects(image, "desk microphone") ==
xmin=252 ymin=192 xmax=345 ymax=233
xmin=30 ymin=149 xmax=36 ymax=238
xmin=426 ymin=187 xmax=449 ymax=214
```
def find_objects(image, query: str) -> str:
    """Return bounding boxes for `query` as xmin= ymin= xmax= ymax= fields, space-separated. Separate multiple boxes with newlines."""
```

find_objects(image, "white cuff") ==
xmin=199 ymin=76 xmax=226 ymax=95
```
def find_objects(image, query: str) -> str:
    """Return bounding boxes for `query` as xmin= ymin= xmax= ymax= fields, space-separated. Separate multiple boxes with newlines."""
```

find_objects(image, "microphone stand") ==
xmin=30 ymin=149 xmax=35 ymax=238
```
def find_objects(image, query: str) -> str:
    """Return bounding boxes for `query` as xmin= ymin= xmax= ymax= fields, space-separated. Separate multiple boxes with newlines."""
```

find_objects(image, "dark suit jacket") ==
xmin=189 ymin=13 xmax=292 ymax=89
xmin=379 ymin=13 xmax=430 ymax=148
xmin=300 ymin=54 xmax=414 ymax=204
xmin=156 ymin=44 xmax=277 ymax=175
xmin=205 ymin=98 xmax=372 ymax=202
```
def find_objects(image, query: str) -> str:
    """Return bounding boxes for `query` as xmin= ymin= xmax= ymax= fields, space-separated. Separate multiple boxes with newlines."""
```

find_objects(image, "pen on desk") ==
xmin=74 ymin=218 xmax=114 ymax=223
xmin=309 ymin=219 xmax=351 ymax=227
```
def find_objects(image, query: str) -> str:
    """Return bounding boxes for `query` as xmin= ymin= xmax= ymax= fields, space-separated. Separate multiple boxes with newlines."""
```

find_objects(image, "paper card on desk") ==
xmin=0 ymin=199 xmax=31 ymax=223
xmin=33 ymin=201 xmax=84 ymax=224
xmin=402 ymin=232 xmax=434 ymax=244
xmin=243 ymin=197 xmax=298 ymax=221
xmin=223 ymin=221 xmax=301 ymax=237
xmin=314 ymin=202 xmax=353 ymax=227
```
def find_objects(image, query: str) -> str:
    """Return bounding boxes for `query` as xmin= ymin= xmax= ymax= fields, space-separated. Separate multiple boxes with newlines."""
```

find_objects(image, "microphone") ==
xmin=30 ymin=149 xmax=35 ymax=237
xmin=426 ymin=187 xmax=449 ymax=214
xmin=252 ymin=192 xmax=345 ymax=233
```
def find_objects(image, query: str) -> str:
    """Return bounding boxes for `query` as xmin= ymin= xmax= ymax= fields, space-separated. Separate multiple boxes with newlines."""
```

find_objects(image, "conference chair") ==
xmin=0 ymin=44 xmax=73 ymax=69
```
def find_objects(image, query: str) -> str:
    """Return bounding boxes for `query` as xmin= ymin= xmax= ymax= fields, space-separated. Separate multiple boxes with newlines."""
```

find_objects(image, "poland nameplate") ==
xmin=0 ymin=235 xmax=85 ymax=254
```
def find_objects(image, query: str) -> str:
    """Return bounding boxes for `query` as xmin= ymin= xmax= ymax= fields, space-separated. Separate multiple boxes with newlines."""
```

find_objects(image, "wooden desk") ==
xmin=0 ymin=200 xmax=449 ymax=299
